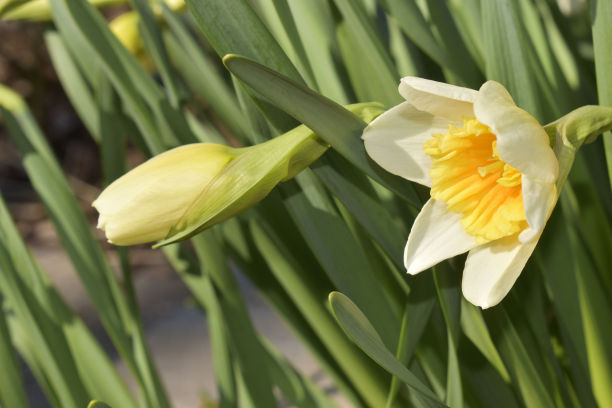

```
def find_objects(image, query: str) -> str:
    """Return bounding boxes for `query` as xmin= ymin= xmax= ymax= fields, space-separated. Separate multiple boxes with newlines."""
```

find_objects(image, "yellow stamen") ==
xmin=423 ymin=118 xmax=527 ymax=243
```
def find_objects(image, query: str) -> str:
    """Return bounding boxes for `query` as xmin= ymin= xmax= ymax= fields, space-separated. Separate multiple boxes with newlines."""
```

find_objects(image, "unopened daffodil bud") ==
xmin=109 ymin=11 xmax=155 ymax=72
xmin=94 ymin=133 xmax=326 ymax=247
xmin=0 ymin=83 xmax=26 ymax=113
xmin=93 ymin=144 xmax=234 ymax=246
xmin=94 ymin=102 xmax=384 ymax=247
xmin=0 ymin=0 xmax=123 ymax=21
xmin=0 ymin=0 xmax=184 ymax=21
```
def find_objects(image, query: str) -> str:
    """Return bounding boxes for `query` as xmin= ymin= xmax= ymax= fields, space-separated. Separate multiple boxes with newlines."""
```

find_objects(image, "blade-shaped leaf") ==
xmin=223 ymin=54 xmax=420 ymax=205
xmin=329 ymin=291 xmax=444 ymax=406
xmin=0 ymin=307 xmax=28 ymax=408
xmin=482 ymin=0 xmax=555 ymax=122
xmin=591 ymin=0 xmax=612 ymax=189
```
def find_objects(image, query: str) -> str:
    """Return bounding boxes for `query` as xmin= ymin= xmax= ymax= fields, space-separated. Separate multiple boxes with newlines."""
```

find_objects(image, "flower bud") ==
xmin=94 ymin=102 xmax=384 ymax=247
xmin=0 ymin=83 xmax=26 ymax=113
xmin=109 ymin=11 xmax=154 ymax=72
xmin=93 ymin=143 xmax=234 ymax=245
xmin=0 ymin=0 xmax=184 ymax=21
xmin=0 ymin=0 xmax=124 ymax=21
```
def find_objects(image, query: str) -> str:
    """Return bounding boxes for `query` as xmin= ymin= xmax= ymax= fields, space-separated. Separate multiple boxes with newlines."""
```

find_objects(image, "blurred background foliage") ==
xmin=0 ymin=0 xmax=611 ymax=407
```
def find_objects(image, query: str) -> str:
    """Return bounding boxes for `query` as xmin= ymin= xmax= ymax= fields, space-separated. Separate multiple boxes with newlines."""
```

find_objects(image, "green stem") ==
xmin=545 ymin=105 xmax=612 ymax=190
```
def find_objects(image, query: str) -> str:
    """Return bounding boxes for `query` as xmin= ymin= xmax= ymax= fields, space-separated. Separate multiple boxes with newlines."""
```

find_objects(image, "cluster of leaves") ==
xmin=0 ymin=0 xmax=611 ymax=407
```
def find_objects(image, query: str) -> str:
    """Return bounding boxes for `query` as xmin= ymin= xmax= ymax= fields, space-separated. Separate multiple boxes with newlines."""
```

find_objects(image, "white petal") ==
xmin=519 ymin=177 xmax=557 ymax=242
xmin=399 ymin=77 xmax=477 ymax=121
xmin=462 ymin=235 xmax=539 ymax=308
xmin=474 ymin=81 xmax=558 ymax=183
xmin=404 ymin=199 xmax=479 ymax=274
xmin=363 ymin=102 xmax=454 ymax=186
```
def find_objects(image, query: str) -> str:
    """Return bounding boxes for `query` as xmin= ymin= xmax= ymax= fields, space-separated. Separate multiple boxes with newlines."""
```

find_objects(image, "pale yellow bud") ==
xmin=0 ymin=0 xmax=124 ymax=21
xmin=93 ymin=143 xmax=234 ymax=246
xmin=109 ymin=11 xmax=154 ymax=72
xmin=93 ymin=102 xmax=385 ymax=247
xmin=0 ymin=0 xmax=183 ymax=21
xmin=0 ymin=83 xmax=26 ymax=113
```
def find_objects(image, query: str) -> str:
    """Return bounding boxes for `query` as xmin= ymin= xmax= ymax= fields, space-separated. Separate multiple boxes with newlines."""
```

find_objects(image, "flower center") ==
xmin=423 ymin=118 xmax=527 ymax=243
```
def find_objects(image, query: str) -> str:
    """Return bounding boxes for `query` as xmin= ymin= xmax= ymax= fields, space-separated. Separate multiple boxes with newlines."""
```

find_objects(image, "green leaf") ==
xmin=311 ymin=152 xmax=408 ymax=276
xmin=536 ymin=210 xmax=597 ymax=407
xmin=0 ymin=307 xmax=29 ymax=408
xmin=97 ymin=74 xmax=128 ymax=183
xmin=331 ymin=0 xmax=401 ymax=106
xmin=252 ymin=0 xmax=316 ymax=87
xmin=559 ymin=180 xmax=612 ymax=407
xmin=251 ymin=216 xmax=391 ymax=408
xmin=446 ymin=0 xmax=485 ymax=70
xmin=481 ymin=0 xmax=555 ymax=122
xmin=159 ymin=242 xmax=238 ymax=408
xmin=192 ymin=232 xmax=278 ymax=407
xmin=230 ymin=203 xmax=362 ymax=407
xmin=387 ymin=18 xmax=426 ymax=78
xmin=329 ymin=292 xmax=444 ymax=406
xmin=460 ymin=299 xmax=510 ymax=382
xmin=183 ymin=0 xmax=309 ymax=133
xmin=484 ymin=306 xmax=556 ymax=407
xmin=573 ymin=247 xmax=612 ymax=408
xmin=423 ymin=1 xmax=483 ymax=87
xmin=516 ymin=0 xmax=576 ymax=111
xmin=184 ymin=0 xmax=303 ymax=84
xmin=382 ymin=0 xmax=447 ymax=68
xmin=0 ymin=193 xmax=137 ymax=408
xmin=45 ymin=31 xmax=100 ymax=142
xmin=130 ymin=0 xmax=182 ymax=106
xmin=336 ymin=20 xmax=395 ymax=105
xmin=262 ymin=339 xmax=340 ymax=408
xmin=433 ymin=264 xmax=462 ymax=408
xmin=565 ymin=156 xmax=612 ymax=294
xmin=49 ymin=0 xmax=187 ymax=153
xmin=281 ymin=172 xmax=401 ymax=348
xmin=223 ymin=54 xmax=420 ymax=205
xmin=161 ymin=6 xmax=251 ymax=141
xmin=396 ymin=274 xmax=437 ymax=368
xmin=285 ymin=0 xmax=349 ymax=103
xmin=515 ymin=268 xmax=574 ymax=407
xmin=382 ymin=0 xmax=481 ymax=86
xmin=591 ymin=0 xmax=612 ymax=189
xmin=1 ymin=87 xmax=167 ymax=408
xmin=459 ymin=339 xmax=520 ymax=408
xmin=385 ymin=287 xmax=436 ymax=408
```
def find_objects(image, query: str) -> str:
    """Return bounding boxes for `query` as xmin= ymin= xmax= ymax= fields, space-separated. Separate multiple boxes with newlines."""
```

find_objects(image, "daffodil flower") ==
xmin=362 ymin=77 xmax=559 ymax=308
